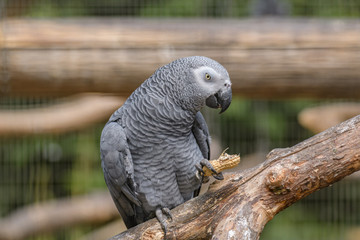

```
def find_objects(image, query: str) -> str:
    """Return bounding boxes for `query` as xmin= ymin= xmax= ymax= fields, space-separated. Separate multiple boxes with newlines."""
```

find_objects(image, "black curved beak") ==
xmin=205 ymin=82 xmax=232 ymax=114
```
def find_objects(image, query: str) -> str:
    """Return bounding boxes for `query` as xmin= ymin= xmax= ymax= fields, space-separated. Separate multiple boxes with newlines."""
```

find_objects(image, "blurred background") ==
xmin=1 ymin=0 xmax=360 ymax=239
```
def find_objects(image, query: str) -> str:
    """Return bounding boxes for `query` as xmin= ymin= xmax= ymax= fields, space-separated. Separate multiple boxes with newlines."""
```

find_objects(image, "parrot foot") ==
xmin=196 ymin=159 xmax=224 ymax=180
xmin=155 ymin=207 xmax=173 ymax=236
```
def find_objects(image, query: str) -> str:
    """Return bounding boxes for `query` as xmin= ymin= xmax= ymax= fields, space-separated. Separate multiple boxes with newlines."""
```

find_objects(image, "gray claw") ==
xmin=213 ymin=172 xmax=224 ymax=180
xmin=195 ymin=164 xmax=205 ymax=175
xmin=200 ymin=159 xmax=218 ymax=175
xmin=196 ymin=159 xmax=223 ymax=182
xmin=162 ymin=207 xmax=173 ymax=221
xmin=155 ymin=207 xmax=173 ymax=236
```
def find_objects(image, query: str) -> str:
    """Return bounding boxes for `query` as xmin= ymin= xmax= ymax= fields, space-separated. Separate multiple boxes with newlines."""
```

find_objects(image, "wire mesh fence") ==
xmin=1 ymin=1 xmax=360 ymax=240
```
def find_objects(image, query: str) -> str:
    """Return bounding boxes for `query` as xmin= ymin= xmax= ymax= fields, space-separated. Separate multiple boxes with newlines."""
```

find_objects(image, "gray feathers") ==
xmin=101 ymin=56 xmax=231 ymax=228
xmin=192 ymin=111 xmax=211 ymax=160
xmin=101 ymin=122 xmax=140 ymax=227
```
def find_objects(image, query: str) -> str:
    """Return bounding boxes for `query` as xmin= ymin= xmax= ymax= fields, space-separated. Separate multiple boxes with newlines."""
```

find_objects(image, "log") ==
xmin=1 ymin=18 xmax=360 ymax=98
xmin=0 ymin=191 xmax=119 ymax=240
xmin=298 ymin=103 xmax=360 ymax=133
xmin=110 ymin=114 xmax=360 ymax=240
xmin=0 ymin=93 xmax=124 ymax=135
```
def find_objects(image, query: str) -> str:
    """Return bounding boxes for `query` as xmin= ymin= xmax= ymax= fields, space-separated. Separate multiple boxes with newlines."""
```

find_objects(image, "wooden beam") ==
xmin=110 ymin=114 xmax=360 ymax=239
xmin=0 ymin=93 xmax=124 ymax=135
xmin=1 ymin=18 xmax=360 ymax=98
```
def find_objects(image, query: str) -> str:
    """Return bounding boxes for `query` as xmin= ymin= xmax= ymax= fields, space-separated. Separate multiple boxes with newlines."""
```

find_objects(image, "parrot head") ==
xmin=189 ymin=56 xmax=232 ymax=114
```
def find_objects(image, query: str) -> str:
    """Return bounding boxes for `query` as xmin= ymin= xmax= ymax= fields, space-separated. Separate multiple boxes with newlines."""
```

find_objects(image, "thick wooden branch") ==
xmin=1 ymin=18 xmax=360 ymax=98
xmin=111 ymin=114 xmax=360 ymax=240
xmin=0 ymin=93 xmax=124 ymax=136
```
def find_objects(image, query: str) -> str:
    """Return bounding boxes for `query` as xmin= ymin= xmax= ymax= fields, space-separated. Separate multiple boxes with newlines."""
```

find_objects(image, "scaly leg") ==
xmin=155 ymin=207 xmax=173 ymax=235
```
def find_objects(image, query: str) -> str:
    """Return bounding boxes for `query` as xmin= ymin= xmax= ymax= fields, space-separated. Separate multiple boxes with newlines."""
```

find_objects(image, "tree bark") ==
xmin=1 ymin=18 xmax=360 ymax=98
xmin=110 ymin=114 xmax=360 ymax=240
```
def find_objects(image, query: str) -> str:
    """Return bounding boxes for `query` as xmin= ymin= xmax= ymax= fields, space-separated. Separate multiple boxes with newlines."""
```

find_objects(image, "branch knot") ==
xmin=265 ymin=168 xmax=290 ymax=195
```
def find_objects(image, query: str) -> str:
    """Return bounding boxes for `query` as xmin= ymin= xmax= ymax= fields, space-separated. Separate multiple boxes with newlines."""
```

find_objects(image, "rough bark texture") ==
xmin=110 ymin=114 xmax=360 ymax=240
xmin=1 ymin=18 xmax=360 ymax=98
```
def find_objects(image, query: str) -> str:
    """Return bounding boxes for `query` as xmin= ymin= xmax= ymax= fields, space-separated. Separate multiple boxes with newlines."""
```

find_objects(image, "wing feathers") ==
xmin=100 ymin=121 xmax=140 ymax=228
xmin=191 ymin=111 xmax=211 ymax=197
xmin=192 ymin=111 xmax=211 ymax=160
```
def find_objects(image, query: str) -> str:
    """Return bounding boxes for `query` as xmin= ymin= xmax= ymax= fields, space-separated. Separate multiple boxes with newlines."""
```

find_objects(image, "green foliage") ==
xmin=290 ymin=0 xmax=360 ymax=17
xmin=16 ymin=0 xmax=360 ymax=18
xmin=71 ymin=128 xmax=106 ymax=195
xmin=261 ymin=178 xmax=360 ymax=240
xmin=217 ymin=98 xmax=314 ymax=156
xmin=261 ymin=204 xmax=344 ymax=240
xmin=140 ymin=0 xmax=202 ymax=17
xmin=25 ymin=0 xmax=86 ymax=17
xmin=0 ymin=127 xmax=106 ymax=239
xmin=139 ymin=0 xmax=250 ymax=17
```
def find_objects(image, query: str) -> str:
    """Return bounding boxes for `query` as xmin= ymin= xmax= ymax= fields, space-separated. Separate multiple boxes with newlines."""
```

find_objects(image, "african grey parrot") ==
xmin=100 ymin=56 xmax=232 ymax=232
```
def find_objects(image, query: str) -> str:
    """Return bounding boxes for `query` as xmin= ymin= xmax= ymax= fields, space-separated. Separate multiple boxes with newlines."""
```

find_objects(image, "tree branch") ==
xmin=110 ymin=114 xmax=360 ymax=240
xmin=0 ymin=93 xmax=124 ymax=136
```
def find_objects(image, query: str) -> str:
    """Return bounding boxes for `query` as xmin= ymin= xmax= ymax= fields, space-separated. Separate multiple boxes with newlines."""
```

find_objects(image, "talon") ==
xmin=195 ymin=164 xmax=205 ymax=175
xmin=156 ymin=208 xmax=168 ymax=234
xmin=162 ymin=207 xmax=173 ymax=221
xmin=155 ymin=207 xmax=173 ymax=236
xmin=200 ymin=159 xmax=218 ymax=175
xmin=195 ymin=171 xmax=201 ymax=180
xmin=213 ymin=172 xmax=224 ymax=180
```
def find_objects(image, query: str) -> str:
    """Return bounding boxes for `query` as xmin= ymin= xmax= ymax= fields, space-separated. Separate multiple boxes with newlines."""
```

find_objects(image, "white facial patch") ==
xmin=193 ymin=66 xmax=222 ymax=94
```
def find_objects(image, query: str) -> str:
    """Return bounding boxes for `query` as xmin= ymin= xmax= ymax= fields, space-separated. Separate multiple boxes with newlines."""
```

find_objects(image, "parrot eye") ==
xmin=205 ymin=73 xmax=211 ymax=80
